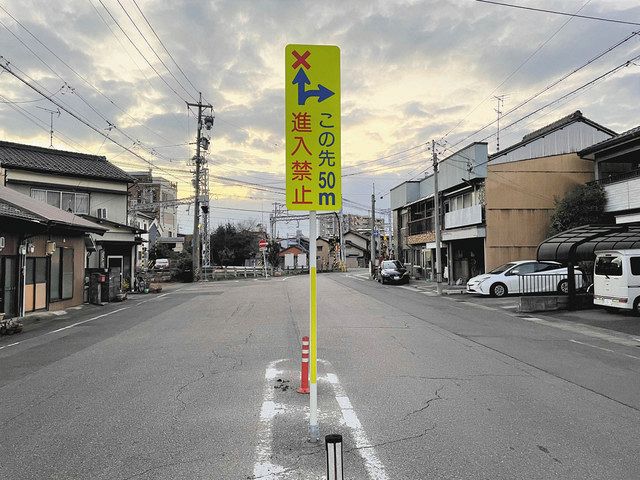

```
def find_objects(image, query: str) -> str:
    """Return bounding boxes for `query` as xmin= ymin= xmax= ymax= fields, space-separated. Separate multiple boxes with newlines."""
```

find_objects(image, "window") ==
xmin=49 ymin=247 xmax=74 ymax=301
xmin=511 ymin=263 xmax=536 ymax=275
xmin=47 ymin=191 xmax=61 ymax=208
xmin=50 ymin=249 xmax=60 ymax=301
xmin=62 ymin=248 xmax=74 ymax=299
xmin=31 ymin=189 xmax=89 ymax=214
xmin=630 ymin=257 xmax=640 ymax=276
xmin=595 ymin=256 xmax=623 ymax=276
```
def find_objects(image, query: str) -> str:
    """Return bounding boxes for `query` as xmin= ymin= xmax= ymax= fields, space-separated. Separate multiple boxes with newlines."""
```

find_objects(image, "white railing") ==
xmin=444 ymin=204 xmax=482 ymax=229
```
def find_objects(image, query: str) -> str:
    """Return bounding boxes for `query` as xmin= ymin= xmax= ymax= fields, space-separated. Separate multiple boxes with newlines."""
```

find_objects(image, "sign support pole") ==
xmin=262 ymin=249 xmax=268 ymax=278
xmin=309 ymin=209 xmax=319 ymax=442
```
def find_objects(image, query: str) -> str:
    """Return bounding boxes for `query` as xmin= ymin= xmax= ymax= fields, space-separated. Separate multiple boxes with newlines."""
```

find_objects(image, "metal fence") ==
xmin=518 ymin=273 xmax=585 ymax=296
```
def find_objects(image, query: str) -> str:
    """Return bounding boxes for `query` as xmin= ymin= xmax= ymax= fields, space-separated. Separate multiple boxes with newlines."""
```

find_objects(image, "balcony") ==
xmin=444 ymin=204 xmax=483 ymax=229
xmin=602 ymin=175 xmax=640 ymax=213
xmin=408 ymin=217 xmax=433 ymax=235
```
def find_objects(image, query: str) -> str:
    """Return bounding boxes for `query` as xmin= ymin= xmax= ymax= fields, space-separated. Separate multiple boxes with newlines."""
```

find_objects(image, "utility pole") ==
xmin=433 ymin=140 xmax=443 ymax=295
xmin=370 ymin=183 xmax=376 ymax=278
xmin=187 ymin=93 xmax=213 ymax=282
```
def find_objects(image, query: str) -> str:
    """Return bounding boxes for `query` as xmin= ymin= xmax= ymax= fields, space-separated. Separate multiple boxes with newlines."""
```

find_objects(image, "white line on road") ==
xmin=253 ymin=360 xmax=288 ymax=480
xmin=569 ymin=339 xmax=640 ymax=360
xmin=0 ymin=341 xmax=21 ymax=350
xmin=396 ymin=285 xmax=419 ymax=292
xmin=325 ymin=372 xmax=389 ymax=480
xmin=458 ymin=301 xmax=498 ymax=311
xmin=346 ymin=274 xmax=367 ymax=281
xmin=569 ymin=339 xmax=614 ymax=353
xmin=253 ymin=360 xmax=389 ymax=480
xmin=45 ymin=307 xmax=130 ymax=335
xmin=524 ymin=317 xmax=640 ymax=348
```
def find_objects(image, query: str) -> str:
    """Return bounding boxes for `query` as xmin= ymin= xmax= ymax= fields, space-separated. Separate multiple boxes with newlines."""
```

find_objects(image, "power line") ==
xmin=443 ymin=0 xmax=593 ymax=143
xmin=0 ymin=6 xmax=189 ymax=161
xmin=475 ymin=0 xmax=640 ymax=27
xmin=96 ymin=0 xmax=189 ymax=103
xmin=131 ymin=0 xmax=203 ymax=100
xmin=0 ymin=60 xmax=186 ymax=184
xmin=446 ymin=30 xmax=640 ymax=151
xmin=343 ymin=143 xmax=427 ymax=170
xmin=115 ymin=0 xmax=198 ymax=102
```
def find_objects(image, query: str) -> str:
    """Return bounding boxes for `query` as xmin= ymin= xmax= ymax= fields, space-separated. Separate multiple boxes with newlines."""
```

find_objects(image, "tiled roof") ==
xmin=0 ymin=200 xmax=44 ymax=222
xmin=579 ymin=124 xmax=640 ymax=156
xmin=0 ymin=140 xmax=134 ymax=182
xmin=490 ymin=110 xmax=617 ymax=160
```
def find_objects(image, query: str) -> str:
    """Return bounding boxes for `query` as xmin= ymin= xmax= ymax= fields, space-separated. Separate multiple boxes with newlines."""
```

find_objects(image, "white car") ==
xmin=466 ymin=260 xmax=582 ymax=297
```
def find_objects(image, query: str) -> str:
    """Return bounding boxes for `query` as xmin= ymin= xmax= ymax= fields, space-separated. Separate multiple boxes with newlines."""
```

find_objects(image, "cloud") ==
xmin=1 ymin=0 xmax=639 ymax=226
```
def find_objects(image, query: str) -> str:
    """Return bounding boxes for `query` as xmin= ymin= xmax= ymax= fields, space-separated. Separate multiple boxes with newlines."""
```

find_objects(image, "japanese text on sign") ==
xmin=285 ymin=44 xmax=341 ymax=211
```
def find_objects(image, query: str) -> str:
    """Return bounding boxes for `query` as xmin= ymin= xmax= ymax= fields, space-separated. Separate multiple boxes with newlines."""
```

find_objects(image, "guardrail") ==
xmin=518 ymin=273 xmax=585 ymax=295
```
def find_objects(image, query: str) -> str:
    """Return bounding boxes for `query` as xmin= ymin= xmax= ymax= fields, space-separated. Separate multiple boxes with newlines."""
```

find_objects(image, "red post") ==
xmin=297 ymin=336 xmax=310 ymax=394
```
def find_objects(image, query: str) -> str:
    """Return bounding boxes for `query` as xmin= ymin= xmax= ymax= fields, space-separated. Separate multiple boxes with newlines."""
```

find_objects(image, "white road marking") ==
xmin=396 ymin=285 xmax=418 ymax=292
xmin=253 ymin=360 xmax=288 ymax=480
xmin=569 ymin=339 xmax=614 ymax=353
xmin=0 ymin=341 xmax=21 ymax=350
xmin=346 ymin=274 xmax=367 ymax=282
xmin=524 ymin=317 xmax=640 ymax=348
xmin=458 ymin=301 xmax=497 ymax=311
xmin=46 ymin=307 xmax=130 ymax=334
xmin=253 ymin=360 xmax=389 ymax=480
xmin=569 ymin=339 xmax=640 ymax=360
xmin=325 ymin=372 xmax=389 ymax=480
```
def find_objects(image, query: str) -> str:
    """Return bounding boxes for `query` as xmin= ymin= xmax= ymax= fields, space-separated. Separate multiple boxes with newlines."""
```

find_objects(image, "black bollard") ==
xmin=325 ymin=434 xmax=344 ymax=480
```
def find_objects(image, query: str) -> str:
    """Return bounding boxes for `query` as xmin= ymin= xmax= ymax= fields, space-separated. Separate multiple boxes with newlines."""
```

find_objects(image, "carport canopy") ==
xmin=537 ymin=224 xmax=640 ymax=263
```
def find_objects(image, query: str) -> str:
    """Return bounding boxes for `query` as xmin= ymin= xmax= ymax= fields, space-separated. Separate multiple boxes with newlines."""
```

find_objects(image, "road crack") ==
xmin=403 ymin=386 xmax=445 ymax=421
xmin=173 ymin=369 xmax=205 ymax=420
xmin=344 ymin=425 xmax=436 ymax=453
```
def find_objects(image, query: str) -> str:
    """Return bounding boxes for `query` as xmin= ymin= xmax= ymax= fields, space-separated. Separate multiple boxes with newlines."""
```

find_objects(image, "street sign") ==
xmin=259 ymin=239 xmax=268 ymax=252
xmin=285 ymin=44 xmax=341 ymax=211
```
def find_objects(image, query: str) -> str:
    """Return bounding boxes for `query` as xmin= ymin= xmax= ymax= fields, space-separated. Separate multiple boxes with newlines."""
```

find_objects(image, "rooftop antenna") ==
xmin=36 ymin=106 xmax=61 ymax=147
xmin=494 ymin=95 xmax=507 ymax=152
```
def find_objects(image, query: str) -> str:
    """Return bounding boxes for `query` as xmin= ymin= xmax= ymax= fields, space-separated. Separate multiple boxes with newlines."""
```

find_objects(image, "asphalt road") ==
xmin=1 ymin=272 xmax=639 ymax=479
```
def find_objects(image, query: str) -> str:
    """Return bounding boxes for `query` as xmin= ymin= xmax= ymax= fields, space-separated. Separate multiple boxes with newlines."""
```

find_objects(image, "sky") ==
xmin=1 ymin=0 xmax=639 ymax=236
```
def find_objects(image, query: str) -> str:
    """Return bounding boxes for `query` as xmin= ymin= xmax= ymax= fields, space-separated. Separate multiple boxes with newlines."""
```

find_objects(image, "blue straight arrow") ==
xmin=293 ymin=68 xmax=334 ymax=105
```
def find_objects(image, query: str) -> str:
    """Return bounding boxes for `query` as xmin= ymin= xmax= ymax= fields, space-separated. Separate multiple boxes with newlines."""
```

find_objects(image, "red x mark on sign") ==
xmin=292 ymin=50 xmax=311 ymax=70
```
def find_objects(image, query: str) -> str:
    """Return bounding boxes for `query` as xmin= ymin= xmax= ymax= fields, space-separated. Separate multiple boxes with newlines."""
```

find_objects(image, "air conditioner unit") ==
xmin=97 ymin=208 xmax=108 ymax=219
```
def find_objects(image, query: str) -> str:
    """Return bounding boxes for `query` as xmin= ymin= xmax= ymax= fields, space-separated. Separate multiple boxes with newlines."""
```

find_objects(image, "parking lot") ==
xmin=391 ymin=278 xmax=640 ymax=338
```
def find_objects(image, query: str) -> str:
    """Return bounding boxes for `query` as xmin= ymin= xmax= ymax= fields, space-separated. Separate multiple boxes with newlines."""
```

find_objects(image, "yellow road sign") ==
xmin=285 ymin=44 xmax=341 ymax=211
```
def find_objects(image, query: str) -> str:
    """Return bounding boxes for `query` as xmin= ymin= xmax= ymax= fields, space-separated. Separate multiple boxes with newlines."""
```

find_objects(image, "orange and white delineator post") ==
xmin=297 ymin=336 xmax=310 ymax=394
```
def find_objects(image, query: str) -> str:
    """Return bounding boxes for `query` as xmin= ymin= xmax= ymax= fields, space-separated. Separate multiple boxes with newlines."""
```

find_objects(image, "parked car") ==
xmin=154 ymin=258 xmax=170 ymax=270
xmin=593 ymin=249 xmax=640 ymax=315
xmin=377 ymin=260 xmax=410 ymax=285
xmin=466 ymin=260 xmax=582 ymax=297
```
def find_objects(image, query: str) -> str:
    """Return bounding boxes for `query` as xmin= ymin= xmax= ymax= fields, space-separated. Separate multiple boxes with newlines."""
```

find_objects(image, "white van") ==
xmin=593 ymin=249 xmax=640 ymax=315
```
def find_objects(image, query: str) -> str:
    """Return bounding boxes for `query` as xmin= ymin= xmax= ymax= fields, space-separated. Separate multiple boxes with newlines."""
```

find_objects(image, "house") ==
xmin=318 ymin=213 xmax=385 ymax=238
xmin=128 ymin=170 xmax=178 ymax=237
xmin=579 ymin=125 xmax=640 ymax=225
xmin=316 ymin=236 xmax=334 ymax=271
xmin=485 ymin=110 xmax=615 ymax=270
xmin=344 ymin=230 xmax=370 ymax=268
xmin=390 ymin=111 xmax=615 ymax=283
xmin=0 ymin=185 xmax=107 ymax=318
xmin=391 ymin=142 xmax=488 ymax=282
xmin=0 ymin=140 xmax=141 ymax=289
xmin=279 ymin=245 xmax=308 ymax=270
